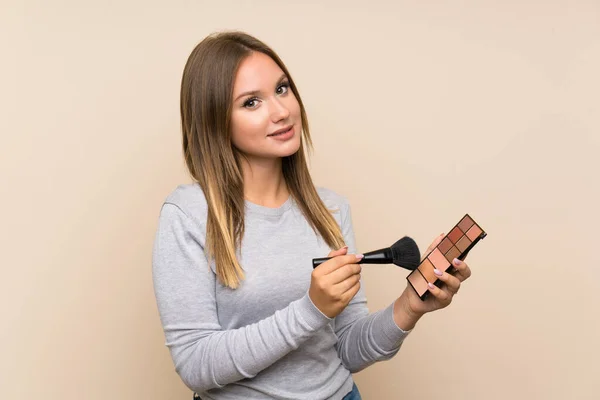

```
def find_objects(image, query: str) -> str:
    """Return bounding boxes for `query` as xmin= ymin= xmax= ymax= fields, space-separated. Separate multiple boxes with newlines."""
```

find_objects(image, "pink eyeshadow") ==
xmin=466 ymin=224 xmax=483 ymax=241
xmin=428 ymin=248 xmax=450 ymax=272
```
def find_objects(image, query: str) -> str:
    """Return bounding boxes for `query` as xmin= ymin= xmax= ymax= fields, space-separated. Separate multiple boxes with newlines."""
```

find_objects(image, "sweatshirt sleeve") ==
xmin=151 ymin=203 xmax=331 ymax=393
xmin=333 ymin=199 xmax=412 ymax=373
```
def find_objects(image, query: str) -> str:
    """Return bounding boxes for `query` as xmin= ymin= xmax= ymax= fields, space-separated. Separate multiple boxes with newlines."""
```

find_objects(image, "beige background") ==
xmin=2 ymin=0 xmax=599 ymax=399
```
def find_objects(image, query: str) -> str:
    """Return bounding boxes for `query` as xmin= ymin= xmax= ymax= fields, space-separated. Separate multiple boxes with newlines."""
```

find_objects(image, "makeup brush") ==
xmin=312 ymin=236 xmax=421 ymax=271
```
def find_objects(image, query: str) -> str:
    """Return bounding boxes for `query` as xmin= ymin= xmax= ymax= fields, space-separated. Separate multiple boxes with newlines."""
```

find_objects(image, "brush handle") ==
xmin=312 ymin=256 xmax=366 ymax=269
xmin=312 ymin=257 xmax=335 ymax=269
xmin=312 ymin=247 xmax=393 ymax=269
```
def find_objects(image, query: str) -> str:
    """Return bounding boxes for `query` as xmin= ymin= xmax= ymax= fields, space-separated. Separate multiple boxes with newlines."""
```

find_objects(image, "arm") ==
xmin=152 ymin=203 xmax=331 ymax=392
xmin=333 ymin=200 xmax=412 ymax=373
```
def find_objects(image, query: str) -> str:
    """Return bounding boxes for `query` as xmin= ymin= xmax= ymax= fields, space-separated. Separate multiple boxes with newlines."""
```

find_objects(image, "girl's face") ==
xmin=230 ymin=52 xmax=302 ymax=164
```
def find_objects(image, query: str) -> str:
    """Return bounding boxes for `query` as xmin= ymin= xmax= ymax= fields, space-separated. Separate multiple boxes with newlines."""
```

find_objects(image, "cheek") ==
xmin=231 ymin=110 xmax=269 ymax=147
xmin=288 ymin=96 xmax=301 ymax=119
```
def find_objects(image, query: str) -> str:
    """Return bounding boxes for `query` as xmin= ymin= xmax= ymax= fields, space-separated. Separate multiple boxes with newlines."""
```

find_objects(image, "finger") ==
xmin=341 ymin=279 xmax=361 ymax=303
xmin=426 ymin=281 xmax=451 ymax=303
xmin=313 ymin=246 xmax=348 ymax=275
xmin=435 ymin=270 xmax=461 ymax=295
xmin=321 ymin=254 xmax=363 ymax=276
xmin=328 ymin=261 xmax=362 ymax=285
xmin=335 ymin=273 xmax=361 ymax=296
xmin=328 ymin=245 xmax=348 ymax=258
xmin=450 ymin=258 xmax=472 ymax=281
xmin=423 ymin=233 xmax=445 ymax=261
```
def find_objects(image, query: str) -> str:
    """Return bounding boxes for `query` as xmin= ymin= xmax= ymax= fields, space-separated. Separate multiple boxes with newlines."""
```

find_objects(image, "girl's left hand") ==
xmin=395 ymin=234 xmax=473 ymax=325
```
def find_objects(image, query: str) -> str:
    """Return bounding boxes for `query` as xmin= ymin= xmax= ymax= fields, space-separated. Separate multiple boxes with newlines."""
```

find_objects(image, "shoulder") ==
xmin=315 ymin=186 xmax=350 ymax=208
xmin=161 ymin=182 xmax=209 ymax=227
xmin=315 ymin=186 xmax=352 ymax=223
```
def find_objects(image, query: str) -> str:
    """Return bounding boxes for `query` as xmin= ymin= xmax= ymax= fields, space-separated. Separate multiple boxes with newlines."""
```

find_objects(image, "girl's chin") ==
xmin=236 ymin=139 xmax=302 ymax=161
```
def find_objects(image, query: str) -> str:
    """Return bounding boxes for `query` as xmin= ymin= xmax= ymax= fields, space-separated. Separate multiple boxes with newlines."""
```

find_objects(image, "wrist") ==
xmin=393 ymin=292 xmax=424 ymax=331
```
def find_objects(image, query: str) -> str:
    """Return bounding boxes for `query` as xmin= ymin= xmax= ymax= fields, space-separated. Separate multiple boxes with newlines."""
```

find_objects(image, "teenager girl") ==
xmin=152 ymin=31 xmax=472 ymax=400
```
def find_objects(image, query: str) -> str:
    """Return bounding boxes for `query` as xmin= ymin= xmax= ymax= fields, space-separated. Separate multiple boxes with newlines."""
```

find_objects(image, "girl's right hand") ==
xmin=309 ymin=246 xmax=364 ymax=318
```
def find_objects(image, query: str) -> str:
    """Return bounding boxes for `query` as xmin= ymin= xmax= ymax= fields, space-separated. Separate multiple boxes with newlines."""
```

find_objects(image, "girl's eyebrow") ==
xmin=234 ymin=73 xmax=288 ymax=101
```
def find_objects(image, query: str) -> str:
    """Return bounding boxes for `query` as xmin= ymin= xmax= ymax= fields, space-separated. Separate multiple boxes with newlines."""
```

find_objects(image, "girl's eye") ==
xmin=242 ymin=81 xmax=290 ymax=108
xmin=276 ymin=82 xmax=290 ymax=95
xmin=243 ymin=98 xmax=259 ymax=108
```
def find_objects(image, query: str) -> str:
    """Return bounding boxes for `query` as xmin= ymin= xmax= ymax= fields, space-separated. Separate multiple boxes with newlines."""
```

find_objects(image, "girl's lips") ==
xmin=268 ymin=125 xmax=294 ymax=141
xmin=268 ymin=125 xmax=293 ymax=136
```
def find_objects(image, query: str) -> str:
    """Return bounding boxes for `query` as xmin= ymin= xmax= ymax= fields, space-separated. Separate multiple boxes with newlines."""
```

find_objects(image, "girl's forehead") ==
xmin=233 ymin=53 xmax=284 ymax=92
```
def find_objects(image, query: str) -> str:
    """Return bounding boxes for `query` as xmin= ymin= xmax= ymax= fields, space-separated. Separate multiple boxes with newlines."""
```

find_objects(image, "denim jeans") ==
xmin=342 ymin=383 xmax=362 ymax=400
xmin=193 ymin=383 xmax=361 ymax=399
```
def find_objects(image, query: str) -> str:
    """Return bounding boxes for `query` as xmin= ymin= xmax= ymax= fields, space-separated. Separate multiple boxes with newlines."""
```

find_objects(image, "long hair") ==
xmin=180 ymin=31 xmax=345 ymax=289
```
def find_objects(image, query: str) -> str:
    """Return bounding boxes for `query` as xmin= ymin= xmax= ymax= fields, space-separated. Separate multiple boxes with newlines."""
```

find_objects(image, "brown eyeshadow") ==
xmin=456 ymin=235 xmax=472 ymax=252
xmin=418 ymin=258 xmax=438 ymax=283
xmin=448 ymin=226 xmax=463 ymax=244
xmin=466 ymin=224 xmax=483 ymax=241
xmin=438 ymin=237 xmax=453 ymax=254
xmin=444 ymin=245 xmax=460 ymax=263
xmin=458 ymin=215 xmax=474 ymax=233
xmin=408 ymin=271 xmax=429 ymax=296
xmin=428 ymin=248 xmax=450 ymax=272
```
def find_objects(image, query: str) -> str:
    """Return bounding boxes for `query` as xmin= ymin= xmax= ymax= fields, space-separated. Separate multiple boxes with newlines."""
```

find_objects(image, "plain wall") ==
xmin=2 ymin=0 xmax=599 ymax=399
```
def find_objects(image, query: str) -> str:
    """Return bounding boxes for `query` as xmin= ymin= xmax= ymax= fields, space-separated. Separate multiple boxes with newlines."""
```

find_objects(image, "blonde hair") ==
xmin=180 ymin=31 xmax=345 ymax=288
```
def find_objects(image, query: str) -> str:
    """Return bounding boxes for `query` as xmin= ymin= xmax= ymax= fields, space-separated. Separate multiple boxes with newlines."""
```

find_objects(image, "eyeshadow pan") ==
xmin=466 ymin=224 xmax=483 ymax=241
xmin=428 ymin=248 xmax=451 ymax=272
xmin=418 ymin=258 xmax=438 ymax=283
xmin=444 ymin=245 xmax=460 ymax=263
xmin=448 ymin=226 xmax=463 ymax=244
xmin=456 ymin=235 xmax=472 ymax=252
xmin=458 ymin=215 xmax=474 ymax=233
xmin=438 ymin=237 xmax=453 ymax=254
xmin=408 ymin=271 xmax=429 ymax=296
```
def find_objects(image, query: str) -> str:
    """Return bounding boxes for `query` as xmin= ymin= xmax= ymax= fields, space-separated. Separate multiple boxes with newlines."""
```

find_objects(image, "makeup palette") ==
xmin=407 ymin=214 xmax=487 ymax=301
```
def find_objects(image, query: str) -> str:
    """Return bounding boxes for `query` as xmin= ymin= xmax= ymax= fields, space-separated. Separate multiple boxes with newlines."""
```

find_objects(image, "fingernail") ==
xmin=355 ymin=254 xmax=364 ymax=260
xmin=428 ymin=282 xmax=435 ymax=289
xmin=453 ymin=258 xmax=461 ymax=266
xmin=434 ymin=268 xmax=442 ymax=276
xmin=341 ymin=245 xmax=348 ymax=250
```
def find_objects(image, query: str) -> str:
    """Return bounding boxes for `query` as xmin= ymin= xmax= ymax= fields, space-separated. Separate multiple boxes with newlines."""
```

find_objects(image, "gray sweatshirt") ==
xmin=152 ymin=183 xmax=410 ymax=399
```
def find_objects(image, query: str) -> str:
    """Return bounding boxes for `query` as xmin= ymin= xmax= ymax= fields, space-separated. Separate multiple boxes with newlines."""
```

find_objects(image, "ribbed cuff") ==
xmin=295 ymin=291 xmax=333 ymax=331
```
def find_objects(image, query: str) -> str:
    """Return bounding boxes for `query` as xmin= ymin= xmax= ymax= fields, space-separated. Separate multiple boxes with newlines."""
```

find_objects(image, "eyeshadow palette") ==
xmin=407 ymin=214 xmax=487 ymax=301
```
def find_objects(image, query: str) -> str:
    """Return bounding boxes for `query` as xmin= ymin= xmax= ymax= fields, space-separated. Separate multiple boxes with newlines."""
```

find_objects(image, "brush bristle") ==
xmin=391 ymin=236 xmax=421 ymax=270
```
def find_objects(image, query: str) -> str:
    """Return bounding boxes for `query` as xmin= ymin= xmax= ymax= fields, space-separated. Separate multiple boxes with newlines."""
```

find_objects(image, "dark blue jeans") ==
xmin=193 ymin=383 xmax=361 ymax=399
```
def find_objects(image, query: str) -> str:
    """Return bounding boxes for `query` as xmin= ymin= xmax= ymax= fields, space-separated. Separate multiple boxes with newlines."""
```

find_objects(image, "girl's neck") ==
xmin=241 ymin=156 xmax=289 ymax=208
